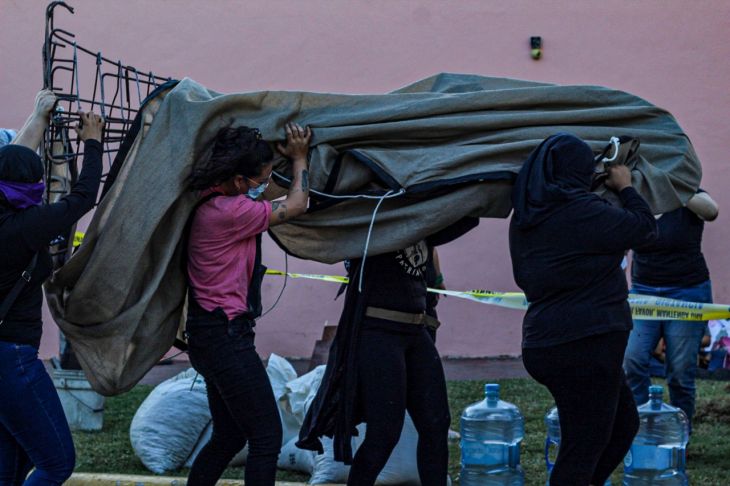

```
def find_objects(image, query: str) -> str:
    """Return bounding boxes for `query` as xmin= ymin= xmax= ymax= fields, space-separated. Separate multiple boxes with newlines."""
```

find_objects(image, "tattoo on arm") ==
xmin=273 ymin=202 xmax=288 ymax=221
xmin=301 ymin=170 xmax=309 ymax=192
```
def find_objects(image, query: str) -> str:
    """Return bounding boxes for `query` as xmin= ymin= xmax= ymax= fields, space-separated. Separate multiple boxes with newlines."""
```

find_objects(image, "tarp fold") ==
xmin=45 ymin=73 xmax=701 ymax=394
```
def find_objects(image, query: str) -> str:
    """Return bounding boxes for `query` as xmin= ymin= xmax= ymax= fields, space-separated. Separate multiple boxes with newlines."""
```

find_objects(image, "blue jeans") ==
xmin=0 ymin=341 xmax=75 ymax=485
xmin=623 ymin=280 xmax=712 ymax=429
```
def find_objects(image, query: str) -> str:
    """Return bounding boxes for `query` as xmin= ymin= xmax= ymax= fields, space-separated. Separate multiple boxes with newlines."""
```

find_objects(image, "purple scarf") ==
xmin=0 ymin=181 xmax=45 ymax=209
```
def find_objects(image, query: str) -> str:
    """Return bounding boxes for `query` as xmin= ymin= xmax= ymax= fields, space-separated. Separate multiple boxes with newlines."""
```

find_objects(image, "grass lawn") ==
xmin=72 ymin=378 xmax=730 ymax=485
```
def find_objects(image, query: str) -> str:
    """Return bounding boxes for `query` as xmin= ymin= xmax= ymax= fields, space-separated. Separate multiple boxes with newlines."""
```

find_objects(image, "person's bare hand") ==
xmin=605 ymin=164 xmax=632 ymax=192
xmin=74 ymin=111 xmax=105 ymax=142
xmin=33 ymin=90 xmax=57 ymax=119
xmin=276 ymin=123 xmax=312 ymax=162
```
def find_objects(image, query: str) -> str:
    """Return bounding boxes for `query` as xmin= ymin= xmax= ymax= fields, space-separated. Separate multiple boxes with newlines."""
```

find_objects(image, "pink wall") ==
xmin=2 ymin=1 xmax=729 ymax=360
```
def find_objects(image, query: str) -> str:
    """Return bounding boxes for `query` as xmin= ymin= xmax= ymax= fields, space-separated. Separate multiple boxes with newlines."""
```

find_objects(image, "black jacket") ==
xmin=509 ymin=133 xmax=656 ymax=348
xmin=0 ymin=140 xmax=103 ymax=348
xmin=510 ymin=187 xmax=656 ymax=348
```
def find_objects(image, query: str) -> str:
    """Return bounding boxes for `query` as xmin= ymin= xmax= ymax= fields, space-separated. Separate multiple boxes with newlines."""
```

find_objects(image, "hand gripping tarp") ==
xmin=45 ymin=73 xmax=701 ymax=395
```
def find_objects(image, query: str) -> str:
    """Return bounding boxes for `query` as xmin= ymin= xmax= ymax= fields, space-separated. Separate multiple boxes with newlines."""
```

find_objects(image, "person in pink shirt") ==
xmin=185 ymin=123 xmax=311 ymax=486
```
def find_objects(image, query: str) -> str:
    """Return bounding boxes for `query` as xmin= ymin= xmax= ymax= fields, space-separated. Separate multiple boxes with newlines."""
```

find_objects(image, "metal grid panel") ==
xmin=41 ymin=1 xmax=171 ymax=265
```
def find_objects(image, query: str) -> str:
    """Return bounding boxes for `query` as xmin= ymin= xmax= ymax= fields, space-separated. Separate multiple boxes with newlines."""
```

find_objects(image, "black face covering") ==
xmin=511 ymin=132 xmax=596 ymax=229
xmin=0 ymin=145 xmax=44 ymax=183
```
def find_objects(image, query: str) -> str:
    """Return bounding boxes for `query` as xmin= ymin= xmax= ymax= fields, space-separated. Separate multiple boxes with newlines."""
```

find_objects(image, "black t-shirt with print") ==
xmin=353 ymin=240 xmax=429 ymax=315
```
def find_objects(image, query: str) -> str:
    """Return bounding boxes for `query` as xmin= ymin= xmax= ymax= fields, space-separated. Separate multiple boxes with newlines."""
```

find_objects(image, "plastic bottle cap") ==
xmin=649 ymin=385 xmax=663 ymax=395
xmin=485 ymin=383 xmax=500 ymax=394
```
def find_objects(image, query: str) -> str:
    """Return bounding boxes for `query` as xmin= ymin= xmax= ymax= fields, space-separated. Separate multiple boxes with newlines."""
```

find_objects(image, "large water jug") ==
xmin=460 ymin=383 xmax=524 ymax=485
xmin=544 ymin=406 xmax=611 ymax=485
xmin=623 ymin=385 xmax=689 ymax=485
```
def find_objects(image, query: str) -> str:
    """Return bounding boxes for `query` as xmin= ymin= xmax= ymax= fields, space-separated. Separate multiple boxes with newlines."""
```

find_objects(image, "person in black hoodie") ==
xmin=509 ymin=133 xmax=657 ymax=485
xmin=0 ymin=90 xmax=104 ymax=485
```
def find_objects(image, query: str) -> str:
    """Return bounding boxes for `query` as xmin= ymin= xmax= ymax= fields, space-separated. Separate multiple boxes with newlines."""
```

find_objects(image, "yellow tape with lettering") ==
xmin=264 ymin=269 xmax=730 ymax=321
xmin=68 ymin=233 xmax=729 ymax=322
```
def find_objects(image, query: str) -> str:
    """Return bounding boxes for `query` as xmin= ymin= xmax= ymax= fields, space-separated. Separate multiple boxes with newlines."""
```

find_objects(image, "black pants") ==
xmin=348 ymin=320 xmax=451 ymax=486
xmin=523 ymin=331 xmax=639 ymax=486
xmin=185 ymin=306 xmax=282 ymax=486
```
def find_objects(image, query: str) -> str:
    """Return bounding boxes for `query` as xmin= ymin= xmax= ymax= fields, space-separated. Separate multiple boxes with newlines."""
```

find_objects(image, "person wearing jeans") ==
xmin=0 ymin=343 xmax=76 ymax=485
xmin=0 ymin=91 xmax=104 ymax=485
xmin=624 ymin=190 xmax=719 ymax=431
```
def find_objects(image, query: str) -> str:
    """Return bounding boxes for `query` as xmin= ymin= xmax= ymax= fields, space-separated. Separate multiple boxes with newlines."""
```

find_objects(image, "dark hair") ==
xmin=189 ymin=126 xmax=273 ymax=190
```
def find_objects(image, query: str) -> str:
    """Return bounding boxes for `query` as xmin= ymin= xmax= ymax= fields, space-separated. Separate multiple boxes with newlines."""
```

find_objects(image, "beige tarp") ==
xmin=45 ymin=73 xmax=701 ymax=395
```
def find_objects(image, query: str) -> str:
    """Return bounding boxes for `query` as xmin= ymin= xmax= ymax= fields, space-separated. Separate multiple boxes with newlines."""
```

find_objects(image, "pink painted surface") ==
xmin=1 ymin=1 xmax=729 ymax=360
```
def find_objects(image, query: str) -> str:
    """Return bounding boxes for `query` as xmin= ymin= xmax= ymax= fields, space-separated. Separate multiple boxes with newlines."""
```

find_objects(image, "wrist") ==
xmin=28 ymin=114 xmax=49 ymax=129
xmin=615 ymin=184 xmax=633 ymax=197
xmin=32 ymin=103 xmax=54 ymax=119
xmin=434 ymin=274 xmax=444 ymax=287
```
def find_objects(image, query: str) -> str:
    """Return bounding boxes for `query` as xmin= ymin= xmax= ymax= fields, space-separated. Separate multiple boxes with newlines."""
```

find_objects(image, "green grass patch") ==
xmin=73 ymin=379 xmax=730 ymax=484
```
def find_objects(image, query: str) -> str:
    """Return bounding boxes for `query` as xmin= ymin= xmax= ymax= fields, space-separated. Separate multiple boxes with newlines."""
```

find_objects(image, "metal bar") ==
xmin=50 ymin=30 xmax=169 ymax=83
xmin=72 ymin=43 xmax=82 ymax=111
xmin=42 ymin=1 xmax=173 ymax=211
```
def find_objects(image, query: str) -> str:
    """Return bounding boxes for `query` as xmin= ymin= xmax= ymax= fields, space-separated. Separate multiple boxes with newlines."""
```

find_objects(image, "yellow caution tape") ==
xmin=73 ymin=231 xmax=85 ymax=248
xmin=265 ymin=269 xmax=730 ymax=321
xmin=626 ymin=294 xmax=730 ymax=322
xmin=265 ymin=269 xmax=349 ymax=284
xmin=68 ymin=233 xmax=729 ymax=322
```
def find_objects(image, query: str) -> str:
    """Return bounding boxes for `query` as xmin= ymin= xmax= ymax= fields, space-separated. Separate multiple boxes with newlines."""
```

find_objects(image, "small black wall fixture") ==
xmin=530 ymin=36 xmax=542 ymax=60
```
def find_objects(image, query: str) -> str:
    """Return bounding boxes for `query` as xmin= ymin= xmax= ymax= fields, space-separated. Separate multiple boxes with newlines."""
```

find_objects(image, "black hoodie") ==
xmin=509 ymin=133 xmax=656 ymax=348
xmin=0 ymin=140 xmax=102 ymax=348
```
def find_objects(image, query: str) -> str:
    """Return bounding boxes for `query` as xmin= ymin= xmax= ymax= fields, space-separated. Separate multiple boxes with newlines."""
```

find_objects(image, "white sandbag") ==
xmin=309 ymin=414 xmax=421 ymax=485
xmin=267 ymin=353 xmax=300 ymax=444
xmin=130 ymin=368 xmax=210 ymax=474
xmin=267 ymin=353 xmax=298 ymax=398
xmin=373 ymin=414 xmax=420 ymax=485
xmin=309 ymin=434 xmax=353 ymax=484
xmin=279 ymin=365 xmax=326 ymax=428
xmin=184 ymin=421 xmax=210 ymax=469
xmin=278 ymin=436 xmax=316 ymax=474
xmin=184 ymin=422 xmax=249 ymax=468
xmin=182 ymin=354 xmax=299 ymax=468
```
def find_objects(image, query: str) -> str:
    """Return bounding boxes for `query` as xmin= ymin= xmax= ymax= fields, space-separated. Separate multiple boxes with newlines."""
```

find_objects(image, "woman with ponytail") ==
xmin=185 ymin=123 xmax=311 ymax=486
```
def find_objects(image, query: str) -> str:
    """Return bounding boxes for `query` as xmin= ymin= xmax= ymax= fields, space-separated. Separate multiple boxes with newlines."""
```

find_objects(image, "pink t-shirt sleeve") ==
xmin=225 ymin=197 xmax=272 ymax=239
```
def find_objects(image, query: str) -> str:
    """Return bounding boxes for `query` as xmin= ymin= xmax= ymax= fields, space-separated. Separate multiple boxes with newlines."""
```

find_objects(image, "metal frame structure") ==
xmin=40 ymin=2 xmax=175 ymax=366
xmin=42 ymin=1 xmax=171 ymax=266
